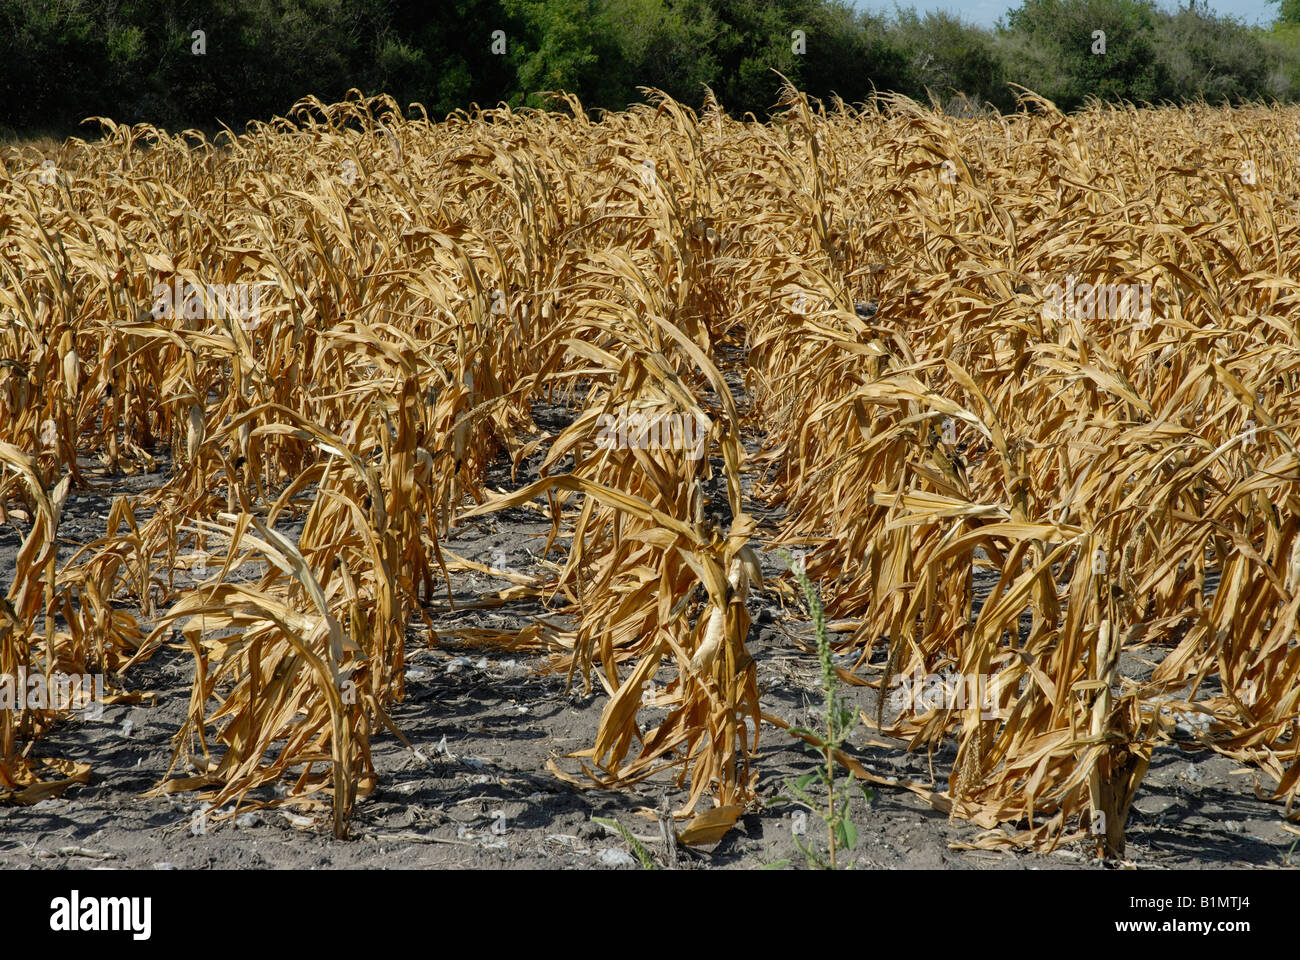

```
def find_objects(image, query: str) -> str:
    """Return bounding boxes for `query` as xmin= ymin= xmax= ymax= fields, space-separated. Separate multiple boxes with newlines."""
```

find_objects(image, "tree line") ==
xmin=4 ymin=0 xmax=1300 ymax=137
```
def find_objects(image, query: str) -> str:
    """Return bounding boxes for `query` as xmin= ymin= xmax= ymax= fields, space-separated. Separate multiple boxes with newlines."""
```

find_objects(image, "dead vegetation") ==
xmin=1 ymin=85 xmax=1298 ymax=856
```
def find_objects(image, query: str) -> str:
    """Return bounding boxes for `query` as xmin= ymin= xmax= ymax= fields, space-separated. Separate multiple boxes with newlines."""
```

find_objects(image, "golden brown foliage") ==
xmin=2 ymin=87 xmax=1298 ymax=851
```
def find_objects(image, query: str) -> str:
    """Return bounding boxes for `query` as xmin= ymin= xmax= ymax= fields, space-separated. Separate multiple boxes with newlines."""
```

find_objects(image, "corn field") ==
xmin=2 ymin=85 xmax=1299 ymax=858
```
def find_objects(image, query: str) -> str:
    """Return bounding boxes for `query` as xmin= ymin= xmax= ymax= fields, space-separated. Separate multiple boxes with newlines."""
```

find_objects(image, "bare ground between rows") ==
xmin=0 ymin=450 xmax=1296 ymax=869
xmin=0 ymin=376 xmax=1293 ymax=869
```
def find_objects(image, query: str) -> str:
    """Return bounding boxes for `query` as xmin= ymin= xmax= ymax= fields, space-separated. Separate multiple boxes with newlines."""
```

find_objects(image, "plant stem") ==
xmin=826 ymin=741 xmax=836 ymax=870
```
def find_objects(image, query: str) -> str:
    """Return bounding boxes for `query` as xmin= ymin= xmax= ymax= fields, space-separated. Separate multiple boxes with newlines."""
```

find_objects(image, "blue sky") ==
xmin=853 ymin=1 xmax=1281 ymax=30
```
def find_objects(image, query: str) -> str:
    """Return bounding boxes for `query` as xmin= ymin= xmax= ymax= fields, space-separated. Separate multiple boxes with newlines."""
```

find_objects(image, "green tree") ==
xmin=1154 ymin=1 xmax=1270 ymax=104
xmin=694 ymin=0 xmax=809 ymax=117
xmin=795 ymin=4 xmax=910 ymax=110
xmin=1270 ymin=0 xmax=1300 ymax=26
xmin=894 ymin=8 xmax=1011 ymax=112
xmin=999 ymin=0 xmax=1170 ymax=110
xmin=379 ymin=0 xmax=520 ymax=118
xmin=0 ymin=0 xmax=107 ymax=132
xmin=603 ymin=0 xmax=720 ymax=107
xmin=501 ymin=0 xmax=623 ymax=109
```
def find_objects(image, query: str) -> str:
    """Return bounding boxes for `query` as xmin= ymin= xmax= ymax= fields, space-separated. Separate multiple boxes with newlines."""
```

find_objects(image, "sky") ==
xmin=854 ymin=0 xmax=1282 ymax=30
